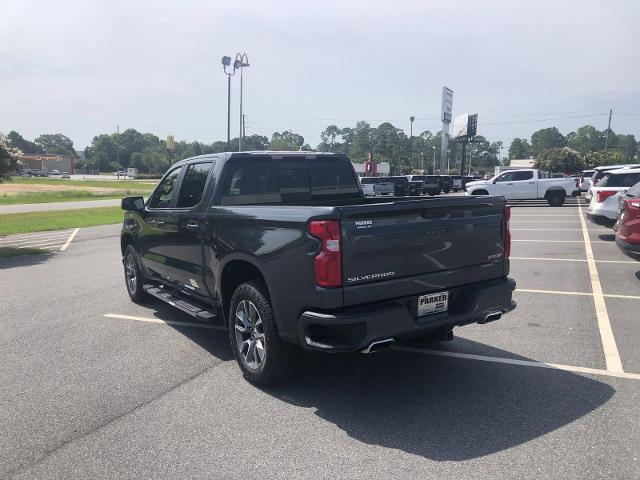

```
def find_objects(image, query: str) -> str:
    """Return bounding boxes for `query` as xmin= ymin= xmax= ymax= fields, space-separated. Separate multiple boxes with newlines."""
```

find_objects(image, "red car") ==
xmin=615 ymin=180 xmax=640 ymax=260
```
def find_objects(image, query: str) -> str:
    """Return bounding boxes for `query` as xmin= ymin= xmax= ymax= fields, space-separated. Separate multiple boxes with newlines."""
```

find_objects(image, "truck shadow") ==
xmin=152 ymin=306 xmax=615 ymax=461
xmin=263 ymin=338 xmax=614 ymax=461
xmin=0 ymin=252 xmax=52 ymax=270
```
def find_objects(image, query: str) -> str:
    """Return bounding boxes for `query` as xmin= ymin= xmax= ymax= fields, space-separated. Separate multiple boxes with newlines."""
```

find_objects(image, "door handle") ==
xmin=528 ymin=182 xmax=535 ymax=184
xmin=156 ymin=220 xmax=165 ymax=226
xmin=507 ymin=183 xmax=513 ymax=186
xmin=184 ymin=222 xmax=200 ymax=231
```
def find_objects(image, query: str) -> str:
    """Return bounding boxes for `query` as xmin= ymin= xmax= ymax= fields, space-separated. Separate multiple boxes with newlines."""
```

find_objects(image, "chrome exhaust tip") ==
xmin=479 ymin=311 xmax=503 ymax=324
xmin=361 ymin=338 xmax=395 ymax=354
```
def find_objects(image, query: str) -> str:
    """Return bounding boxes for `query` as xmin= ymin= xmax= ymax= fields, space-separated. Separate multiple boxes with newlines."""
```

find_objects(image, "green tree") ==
xmin=566 ymin=125 xmax=605 ymax=156
xmin=34 ymin=133 xmax=75 ymax=155
xmin=611 ymin=133 xmax=637 ymax=160
xmin=583 ymin=150 xmax=628 ymax=168
xmin=7 ymin=131 xmax=43 ymax=154
xmin=85 ymin=134 xmax=117 ymax=171
xmin=508 ymin=138 xmax=532 ymax=159
xmin=534 ymin=148 xmax=584 ymax=174
xmin=0 ymin=132 xmax=21 ymax=181
xmin=531 ymin=127 xmax=566 ymax=156
xmin=269 ymin=131 xmax=307 ymax=151
xmin=319 ymin=125 xmax=342 ymax=152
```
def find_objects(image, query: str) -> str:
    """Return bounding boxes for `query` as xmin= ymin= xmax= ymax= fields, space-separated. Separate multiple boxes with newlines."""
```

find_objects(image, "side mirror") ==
xmin=121 ymin=196 xmax=145 ymax=211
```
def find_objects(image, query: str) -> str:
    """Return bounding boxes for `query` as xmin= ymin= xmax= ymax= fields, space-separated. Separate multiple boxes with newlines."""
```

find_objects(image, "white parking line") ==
xmin=393 ymin=346 xmax=640 ymax=381
xmin=511 ymin=256 xmax=636 ymax=264
xmin=60 ymin=228 xmax=79 ymax=251
xmin=511 ymin=228 xmax=583 ymax=231
xmin=510 ymin=220 xmax=581 ymax=223
xmin=516 ymin=288 xmax=640 ymax=300
xmin=103 ymin=313 xmax=226 ymax=330
xmin=513 ymin=239 xmax=611 ymax=243
xmin=577 ymin=200 xmax=623 ymax=373
xmin=511 ymin=215 xmax=578 ymax=217
xmin=0 ymin=232 xmax=72 ymax=245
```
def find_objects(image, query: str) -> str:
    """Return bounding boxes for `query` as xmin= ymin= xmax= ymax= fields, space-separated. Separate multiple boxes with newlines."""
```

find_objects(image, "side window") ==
xmin=177 ymin=162 xmax=213 ymax=208
xmin=147 ymin=167 xmax=182 ymax=209
xmin=496 ymin=172 xmax=514 ymax=182
xmin=514 ymin=171 xmax=534 ymax=181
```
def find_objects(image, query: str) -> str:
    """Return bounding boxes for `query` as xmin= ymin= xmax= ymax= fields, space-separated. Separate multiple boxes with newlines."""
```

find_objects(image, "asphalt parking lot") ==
xmin=1 ymin=196 xmax=639 ymax=479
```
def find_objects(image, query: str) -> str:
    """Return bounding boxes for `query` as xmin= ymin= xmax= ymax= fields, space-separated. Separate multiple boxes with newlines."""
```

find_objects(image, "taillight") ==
xmin=626 ymin=199 xmax=640 ymax=218
xmin=597 ymin=190 xmax=617 ymax=203
xmin=575 ymin=178 xmax=580 ymax=188
xmin=504 ymin=206 xmax=511 ymax=260
xmin=309 ymin=220 xmax=342 ymax=288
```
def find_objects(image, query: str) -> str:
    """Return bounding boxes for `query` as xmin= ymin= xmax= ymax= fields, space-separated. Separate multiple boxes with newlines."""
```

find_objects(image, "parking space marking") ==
xmin=513 ymin=239 xmax=611 ymax=243
xmin=394 ymin=346 xmax=640 ymax=381
xmin=511 ymin=228 xmax=582 ymax=231
xmin=577 ymin=200 xmax=623 ymax=373
xmin=60 ymin=228 xmax=79 ymax=251
xmin=511 ymin=220 xmax=581 ymax=223
xmin=103 ymin=313 xmax=226 ymax=330
xmin=511 ymin=214 xmax=578 ymax=217
xmin=511 ymin=257 xmax=636 ymax=264
xmin=516 ymin=288 xmax=640 ymax=300
xmin=0 ymin=232 xmax=72 ymax=245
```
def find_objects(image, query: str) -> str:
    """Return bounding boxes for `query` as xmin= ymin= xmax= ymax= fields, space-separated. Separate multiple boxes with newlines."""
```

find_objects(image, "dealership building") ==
xmin=20 ymin=154 xmax=75 ymax=174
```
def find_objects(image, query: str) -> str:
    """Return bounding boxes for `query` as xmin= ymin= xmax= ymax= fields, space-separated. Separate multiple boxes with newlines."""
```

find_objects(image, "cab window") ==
xmin=147 ymin=167 xmax=182 ymax=209
xmin=177 ymin=162 xmax=214 ymax=208
xmin=513 ymin=171 xmax=534 ymax=181
xmin=495 ymin=172 xmax=515 ymax=182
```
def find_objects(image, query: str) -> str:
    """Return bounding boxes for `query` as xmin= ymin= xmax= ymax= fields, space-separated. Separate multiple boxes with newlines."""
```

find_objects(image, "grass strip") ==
xmin=0 ymin=207 xmax=123 ymax=236
xmin=7 ymin=177 xmax=157 ymax=191
xmin=0 ymin=190 xmax=146 ymax=205
xmin=0 ymin=247 xmax=50 ymax=258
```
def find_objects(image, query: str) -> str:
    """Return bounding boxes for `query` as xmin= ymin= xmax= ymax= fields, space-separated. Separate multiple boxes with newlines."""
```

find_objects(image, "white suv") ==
xmin=587 ymin=168 xmax=640 ymax=228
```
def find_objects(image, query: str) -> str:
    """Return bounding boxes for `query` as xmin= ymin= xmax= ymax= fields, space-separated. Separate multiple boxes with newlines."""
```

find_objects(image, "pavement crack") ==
xmin=4 ymin=359 xmax=228 ymax=479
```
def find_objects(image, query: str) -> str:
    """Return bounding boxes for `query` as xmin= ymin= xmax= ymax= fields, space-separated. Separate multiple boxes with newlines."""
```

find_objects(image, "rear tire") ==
xmin=229 ymin=280 xmax=294 ymax=386
xmin=123 ymin=245 xmax=148 ymax=303
xmin=547 ymin=192 xmax=565 ymax=207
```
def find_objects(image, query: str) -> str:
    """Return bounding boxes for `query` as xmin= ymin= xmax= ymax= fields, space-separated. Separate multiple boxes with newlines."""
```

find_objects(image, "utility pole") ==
xmin=604 ymin=109 xmax=612 ymax=150
xmin=235 ymin=53 xmax=250 ymax=152
xmin=420 ymin=152 xmax=425 ymax=174
xmin=221 ymin=56 xmax=237 ymax=151
xmin=242 ymin=113 xmax=246 ymax=143
xmin=409 ymin=116 xmax=415 ymax=173
xmin=116 ymin=125 xmax=120 ymax=179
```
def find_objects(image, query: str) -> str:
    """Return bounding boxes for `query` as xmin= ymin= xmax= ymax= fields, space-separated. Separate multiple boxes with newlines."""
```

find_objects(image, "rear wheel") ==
xmin=229 ymin=280 xmax=293 ymax=386
xmin=547 ymin=192 xmax=565 ymax=207
xmin=123 ymin=245 xmax=148 ymax=303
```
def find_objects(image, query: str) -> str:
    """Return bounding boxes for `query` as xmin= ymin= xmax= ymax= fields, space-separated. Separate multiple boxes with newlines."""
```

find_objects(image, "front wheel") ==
xmin=229 ymin=280 xmax=293 ymax=386
xmin=123 ymin=245 xmax=148 ymax=303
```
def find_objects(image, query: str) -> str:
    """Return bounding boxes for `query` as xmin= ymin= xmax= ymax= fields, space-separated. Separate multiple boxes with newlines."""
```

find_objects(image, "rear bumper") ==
xmin=616 ymin=238 xmax=640 ymax=260
xmin=586 ymin=211 xmax=616 ymax=228
xmin=297 ymin=277 xmax=517 ymax=352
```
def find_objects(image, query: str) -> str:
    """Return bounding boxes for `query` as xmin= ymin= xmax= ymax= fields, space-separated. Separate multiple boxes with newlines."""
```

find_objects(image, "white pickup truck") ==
xmin=359 ymin=177 xmax=395 ymax=196
xmin=465 ymin=169 xmax=579 ymax=206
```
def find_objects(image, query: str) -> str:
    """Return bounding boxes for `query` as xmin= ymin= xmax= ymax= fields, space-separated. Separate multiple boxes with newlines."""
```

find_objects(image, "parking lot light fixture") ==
xmin=221 ymin=55 xmax=237 ymax=150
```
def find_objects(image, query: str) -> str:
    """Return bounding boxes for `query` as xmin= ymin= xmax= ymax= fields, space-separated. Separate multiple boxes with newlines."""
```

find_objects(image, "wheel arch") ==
xmin=220 ymin=259 xmax=270 ymax=327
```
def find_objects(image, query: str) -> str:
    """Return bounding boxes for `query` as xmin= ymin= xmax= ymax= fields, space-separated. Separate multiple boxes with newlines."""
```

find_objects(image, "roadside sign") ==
xmin=441 ymin=87 xmax=453 ymax=122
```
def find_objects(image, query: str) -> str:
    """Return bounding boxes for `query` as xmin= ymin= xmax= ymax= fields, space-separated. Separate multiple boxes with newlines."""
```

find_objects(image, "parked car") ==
xmin=382 ymin=176 xmax=409 ymax=196
xmin=439 ymin=175 xmax=452 ymax=194
xmin=120 ymin=152 xmax=516 ymax=385
xmin=579 ymin=169 xmax=595 ymax=192
xmin=61 ymin=172 xmax=70 ymax=179
xmin=406 ymin=175 xmax=440 ymax=195
xmin=50 ymin=169 xmax=61 ymax=175
xmin=587 ymin=168 xmax=640 ymax=227
xmin=586 ymin=164 xmax=640 ymax=201
xmin=359 ymin=176 xmax=394 ymax=196
xmin=615 ymin=180 xmax=640 ymax=260
xmin=465 ymin=169 xmax=579 ymax=206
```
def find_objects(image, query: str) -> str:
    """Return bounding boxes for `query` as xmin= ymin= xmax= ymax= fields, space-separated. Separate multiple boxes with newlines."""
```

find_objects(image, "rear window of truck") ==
xmin=220 ymin=158 xmax=360 ymax=205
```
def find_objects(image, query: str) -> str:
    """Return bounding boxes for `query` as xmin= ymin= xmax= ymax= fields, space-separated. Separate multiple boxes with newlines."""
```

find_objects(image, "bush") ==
xmin=133 ymin=173 xmax=162 ymax=180
xmin=534 ymin=148 xmax=584 ymax=175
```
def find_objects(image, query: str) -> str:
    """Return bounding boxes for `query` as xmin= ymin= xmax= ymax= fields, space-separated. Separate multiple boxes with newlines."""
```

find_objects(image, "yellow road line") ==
xmin=578 ymin=200 xmax=623 ymax=372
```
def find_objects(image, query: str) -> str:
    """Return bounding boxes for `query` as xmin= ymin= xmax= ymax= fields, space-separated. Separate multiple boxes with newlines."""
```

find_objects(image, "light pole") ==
xmin=409 ymin=116 xmax=415 ymax=173
xmin=432 ymin=145 xmax=436 ymax=174
xmin=235 ymin=53 xmax=250 ymax=151
xmin=221 ymin=56 xmax=237 ymax=151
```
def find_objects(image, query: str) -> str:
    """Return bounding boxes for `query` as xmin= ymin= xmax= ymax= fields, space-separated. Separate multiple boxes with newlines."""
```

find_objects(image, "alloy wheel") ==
xmin=234 ymin=299 xmax=266 ymax=370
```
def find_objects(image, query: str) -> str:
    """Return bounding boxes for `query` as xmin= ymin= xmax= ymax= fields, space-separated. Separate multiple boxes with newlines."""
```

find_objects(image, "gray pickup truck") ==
xmin=121 ymin=152 xmax=516 ymax=385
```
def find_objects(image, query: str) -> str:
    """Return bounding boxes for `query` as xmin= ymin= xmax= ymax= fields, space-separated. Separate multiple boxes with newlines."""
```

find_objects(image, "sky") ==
xmin=1 ymin=0 xmax=639 ymax=152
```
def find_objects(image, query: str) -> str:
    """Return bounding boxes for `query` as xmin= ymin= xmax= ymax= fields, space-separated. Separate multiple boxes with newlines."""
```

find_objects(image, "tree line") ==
xmin=2 ymin=122 xmax=638 ymax=178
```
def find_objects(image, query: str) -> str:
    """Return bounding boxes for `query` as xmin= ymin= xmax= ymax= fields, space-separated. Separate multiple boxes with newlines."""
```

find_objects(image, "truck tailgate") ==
xmin=339 ymin=196 xmax=507 ymax=306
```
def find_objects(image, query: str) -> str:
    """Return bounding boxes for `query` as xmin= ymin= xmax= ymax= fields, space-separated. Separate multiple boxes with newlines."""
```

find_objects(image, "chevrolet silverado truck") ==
xmin=465 ymin=169 xmax=580 ymax=206
xmin=120 ymin=152 xmax=516 ymax=385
